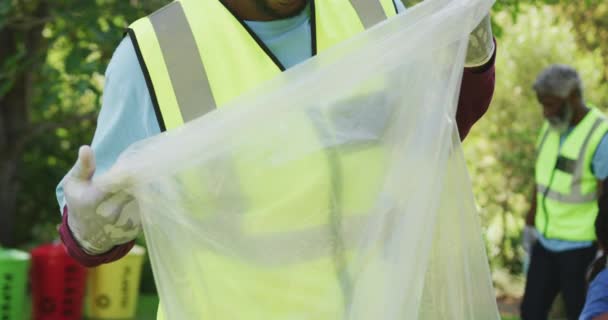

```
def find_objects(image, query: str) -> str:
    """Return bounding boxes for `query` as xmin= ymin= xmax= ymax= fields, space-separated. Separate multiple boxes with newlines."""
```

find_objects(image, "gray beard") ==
xmin=549 ymin=119 xmax=570 ymax=134
xmin=548 ymin=104 xmax=573 ymax=134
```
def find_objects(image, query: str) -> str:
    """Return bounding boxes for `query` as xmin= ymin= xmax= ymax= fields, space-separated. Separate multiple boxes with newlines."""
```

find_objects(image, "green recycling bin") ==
xmin=0 ymin=249 xmax=31 ymax=320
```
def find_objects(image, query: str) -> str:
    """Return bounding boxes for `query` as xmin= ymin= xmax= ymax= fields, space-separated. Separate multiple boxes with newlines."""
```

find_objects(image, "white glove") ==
xmin=522 ymin=225 xmax=539 ymax=254
xmin=63 ymin=146 xmax=141 ymax=255
xmin=465 ymin=14 xmax=495 ymax=67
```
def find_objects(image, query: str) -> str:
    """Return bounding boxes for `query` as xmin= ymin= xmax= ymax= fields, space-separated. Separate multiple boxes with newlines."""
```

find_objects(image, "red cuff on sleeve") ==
xmin=456 ymin=39 xmax=497 ymax=140
xmin=59 ymin=206 xmax=135 ymax=268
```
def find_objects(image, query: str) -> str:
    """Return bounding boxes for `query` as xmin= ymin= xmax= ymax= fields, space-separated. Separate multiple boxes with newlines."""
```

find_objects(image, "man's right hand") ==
xmin=465 ymin=14 xmax=494 ymax=68
xmin=63 ymin=145 xmax=141 ymax=255
xmin=522 ymin=225 xmax=539 ymax=254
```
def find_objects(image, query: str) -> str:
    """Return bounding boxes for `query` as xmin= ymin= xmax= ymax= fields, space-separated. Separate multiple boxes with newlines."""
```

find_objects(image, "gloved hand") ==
xmin=465 ymin=14 xmax=495 ymax=67
xmin=522 ymin=225 xmax=539 ymax=254
xmin=63 ymin=145 xmax=141 ymax=255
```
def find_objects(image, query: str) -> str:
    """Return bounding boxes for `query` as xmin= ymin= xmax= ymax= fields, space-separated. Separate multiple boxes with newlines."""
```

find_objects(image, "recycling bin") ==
xmin=85 ymin=245 xmax=146 ymax=319
xmin=30 ymin=243 xmax=88 ymax=320
xmin=0 ymin=248 xmax=30 ymax=320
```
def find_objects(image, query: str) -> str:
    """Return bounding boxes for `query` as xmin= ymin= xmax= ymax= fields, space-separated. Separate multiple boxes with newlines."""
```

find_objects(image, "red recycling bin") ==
xmin=30 ymin=243 xmax=88 ymax=320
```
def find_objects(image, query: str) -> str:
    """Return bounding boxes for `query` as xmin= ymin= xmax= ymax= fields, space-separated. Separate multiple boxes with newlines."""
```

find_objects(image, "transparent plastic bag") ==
xmin=97 ymin=0 xmax=499 ymax=318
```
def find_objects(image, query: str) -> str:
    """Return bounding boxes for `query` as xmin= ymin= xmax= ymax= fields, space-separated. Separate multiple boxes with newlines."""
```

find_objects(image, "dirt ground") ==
xmin=498 ymin=295 xmax=522 ymax=317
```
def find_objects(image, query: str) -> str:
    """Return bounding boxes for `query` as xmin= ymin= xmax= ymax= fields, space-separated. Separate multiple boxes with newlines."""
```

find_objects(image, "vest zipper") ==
xmin=542 ymin=168 xmax=556 ymax=237
xmin=542 ymin=147 xmax=561 ymax=237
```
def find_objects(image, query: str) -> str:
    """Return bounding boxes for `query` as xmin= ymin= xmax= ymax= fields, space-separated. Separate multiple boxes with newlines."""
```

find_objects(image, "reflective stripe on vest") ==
xmin=535 ymin=107 xmax=608 ymax=241
xmin=536 ymin=117 xmax=605 ymax=203
xmin=128 ymin=0 xmax=397 ymax=131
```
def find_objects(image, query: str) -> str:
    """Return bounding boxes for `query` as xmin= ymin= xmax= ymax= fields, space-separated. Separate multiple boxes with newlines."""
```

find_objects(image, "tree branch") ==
xmin=4 ymin=16 xmax=54 ymax=30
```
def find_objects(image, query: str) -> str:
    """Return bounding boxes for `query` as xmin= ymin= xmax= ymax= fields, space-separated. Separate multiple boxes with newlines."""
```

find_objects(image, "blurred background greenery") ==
xmin=1 ymin=0 xmax=607 ymax=316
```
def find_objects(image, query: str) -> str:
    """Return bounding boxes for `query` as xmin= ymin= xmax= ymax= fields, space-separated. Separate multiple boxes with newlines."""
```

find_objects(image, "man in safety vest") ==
xmin=521 ymin=64 xmax=608 ymax=320
xmin=56 ymin=0 xmax=497 ymax=317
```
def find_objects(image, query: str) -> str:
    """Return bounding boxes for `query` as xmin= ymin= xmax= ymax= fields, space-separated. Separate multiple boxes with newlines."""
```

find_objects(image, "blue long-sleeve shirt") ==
xmin=580 ymin=268 xmax=608 ymax=320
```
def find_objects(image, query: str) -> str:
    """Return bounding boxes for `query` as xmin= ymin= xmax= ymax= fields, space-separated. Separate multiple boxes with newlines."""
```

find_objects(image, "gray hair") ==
xmin=533 ymin=64 xmax=583 ymax=98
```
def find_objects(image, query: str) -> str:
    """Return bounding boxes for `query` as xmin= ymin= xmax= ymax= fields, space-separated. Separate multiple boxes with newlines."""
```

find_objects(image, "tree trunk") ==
xmin=0 ymin=28 xmax=24 ymax=247
xmin=0 ymin=3 xmax=48 ymax=247
xmin=0 ymin=154 xmax=20 ymax=247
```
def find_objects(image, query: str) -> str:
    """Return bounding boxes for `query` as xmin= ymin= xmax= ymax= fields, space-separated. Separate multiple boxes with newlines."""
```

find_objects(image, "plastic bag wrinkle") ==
xmin=97 ymin=0 xmax=499 ymax=318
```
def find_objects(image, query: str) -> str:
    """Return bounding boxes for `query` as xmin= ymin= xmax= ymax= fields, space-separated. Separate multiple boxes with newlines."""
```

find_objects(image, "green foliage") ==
xmin=464 ymin=5 xmax=608 ymax=291
xmin=558 ymin=1 xmax=608 ymax=82
xmin=0 ymin=0 xmax=169 ymax=246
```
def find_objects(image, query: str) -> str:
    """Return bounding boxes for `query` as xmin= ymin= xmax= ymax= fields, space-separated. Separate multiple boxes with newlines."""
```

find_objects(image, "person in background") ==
xmin=521 ymin=64 xmax=608 ymax=320
xmin=580 ymin=179 xmax=608 ymax=320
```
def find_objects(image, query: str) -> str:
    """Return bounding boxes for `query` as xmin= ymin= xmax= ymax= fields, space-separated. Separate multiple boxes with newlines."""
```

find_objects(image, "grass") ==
xmin=136 ymin=294 xmax=160 ymax=319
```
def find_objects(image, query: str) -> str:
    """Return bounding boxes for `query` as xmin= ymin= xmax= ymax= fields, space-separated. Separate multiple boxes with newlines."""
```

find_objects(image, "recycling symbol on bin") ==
xmin=96 ymin=294 xmax=111 ymax=309
xmin=40 ymin=297 xmax=56 ymax=314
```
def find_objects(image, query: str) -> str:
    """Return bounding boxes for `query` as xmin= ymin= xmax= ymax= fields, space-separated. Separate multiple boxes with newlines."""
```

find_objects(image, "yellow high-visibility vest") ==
xmin=535 ymin=107 xmax=608 ymax=241
xmin=128 ymin=0 xmax=397 ymax=318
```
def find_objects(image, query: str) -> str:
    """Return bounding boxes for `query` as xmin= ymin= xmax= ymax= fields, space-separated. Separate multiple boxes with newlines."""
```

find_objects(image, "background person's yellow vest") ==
xmin=128 ymin=0 xmax=397 ymax=318
xmin=535 ymin=107 xmax=608 ymax=242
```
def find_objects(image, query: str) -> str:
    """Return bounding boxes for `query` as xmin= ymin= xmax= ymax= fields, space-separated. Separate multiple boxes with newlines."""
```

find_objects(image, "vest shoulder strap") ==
xmin=349 ymin=0 xmax=398 ymax=28
xmin=585 ymin=109 xmax=608 ymax=159
xmin=128 ymin=1 xmax=213 ymax=131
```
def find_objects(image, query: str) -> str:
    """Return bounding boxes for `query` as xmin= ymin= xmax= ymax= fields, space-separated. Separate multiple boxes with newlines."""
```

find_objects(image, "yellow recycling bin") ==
xmin=85 ymin=245 xmax=146 ymax=319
